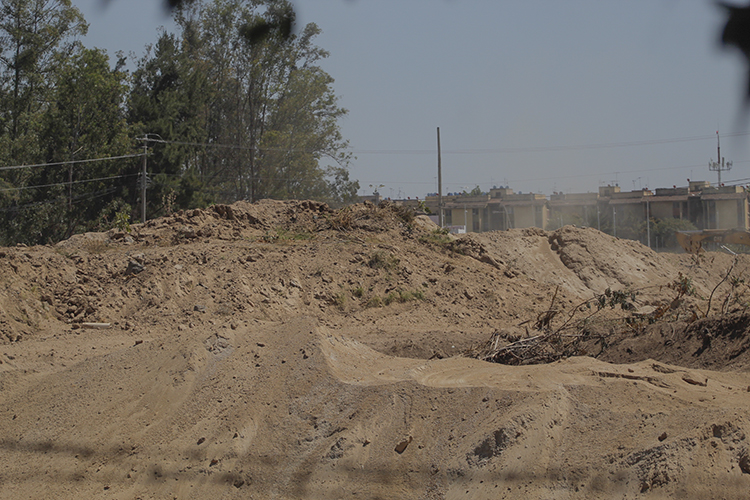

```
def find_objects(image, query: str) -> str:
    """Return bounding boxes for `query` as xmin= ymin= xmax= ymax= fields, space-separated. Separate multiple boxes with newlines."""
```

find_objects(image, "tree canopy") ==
xmin=0 ymin=0 xmax=358 ymax=245
xmin=129 ymin=0 xmax=358 ymax=212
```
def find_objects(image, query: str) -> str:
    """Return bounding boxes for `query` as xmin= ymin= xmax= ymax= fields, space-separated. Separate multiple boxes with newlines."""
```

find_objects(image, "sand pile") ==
xmin=2 ymin=200 xmax=750 ymax=499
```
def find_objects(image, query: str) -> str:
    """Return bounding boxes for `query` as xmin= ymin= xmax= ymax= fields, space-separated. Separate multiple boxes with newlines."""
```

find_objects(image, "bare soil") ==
xmin=2 ymin=200 xmax=750 ymax=499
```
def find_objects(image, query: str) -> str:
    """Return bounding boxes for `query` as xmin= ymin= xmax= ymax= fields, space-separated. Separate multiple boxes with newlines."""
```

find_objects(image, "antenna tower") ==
xmin=709 ymin=130 xmax=732 ymax=186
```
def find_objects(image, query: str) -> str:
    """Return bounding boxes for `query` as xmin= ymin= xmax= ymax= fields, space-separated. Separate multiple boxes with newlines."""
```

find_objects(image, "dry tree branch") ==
xmin=704 ymin=257 xmax=737 ymax=318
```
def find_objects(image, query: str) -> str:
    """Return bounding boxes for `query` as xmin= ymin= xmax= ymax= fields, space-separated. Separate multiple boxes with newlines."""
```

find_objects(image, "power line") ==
xmin=1 ymin=131 xmax=743 ymax=172
xmin=147 ymin=138 xmax=250 ymax=150
xmin=145 ymin=132 xmax=748 ymax=156
xmin=359 ymin=158 xmax=750 ymax=193
xmin=351 ymin=132 xmax=750 ymax=155
xmin=2 ymin=131 xmax=745 ymax=197
xmin=0 ymin=186 xmax=120 ymax=213
xmin=0 ymin=153 xmax=145 ymax=172
xmin=0 ymin=173 xmax=138 ymax=193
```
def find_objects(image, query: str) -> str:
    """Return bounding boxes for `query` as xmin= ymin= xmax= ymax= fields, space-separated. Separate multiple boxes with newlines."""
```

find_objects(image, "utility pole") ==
xmin=709 ymin=130 xmax=732 ymax=186
xmin=137 ymin=134 xmax=161 ymax=223
xmin=437 ymin=127 xmax=443 ymax=227
xmin=141 ymin=140 xmax=147 ymax=223
xmin=613 ymin=207 xmax=617 ymax=238
xmin=68 ymin=146 xmax=82 ymax=212
xmin=68 ymin=164 xmax=73 ymax=212
xmin=646 ymin=200 xmax=651 ymax=249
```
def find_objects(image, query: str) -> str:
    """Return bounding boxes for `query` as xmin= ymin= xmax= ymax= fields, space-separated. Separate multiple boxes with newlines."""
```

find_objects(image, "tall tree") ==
xmin=128 ymin=0 xmax=358 ymax=209
xmin=0 ymin=46 xmax=134 ymax=245
xmin=0 ymin=0 xmax=87 ymax=159
xmin=0 ymin=0 xmax=92 ymax=244
xmin=37 ymin=47 xmax=134 ymax=240
xmin=128 ymin=30 xmax=213 ymax=215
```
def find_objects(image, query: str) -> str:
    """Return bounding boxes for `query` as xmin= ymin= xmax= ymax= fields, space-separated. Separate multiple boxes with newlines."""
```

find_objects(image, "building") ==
xmin=697 ymin=185 xmax=749 ymax=230
xmin=548 ymin=191 xmax=601 ymax=228
xmin=362 ymin=180 xmax=750 ymax=244
xmin=423 ymin=188 xmax=548 ymax=232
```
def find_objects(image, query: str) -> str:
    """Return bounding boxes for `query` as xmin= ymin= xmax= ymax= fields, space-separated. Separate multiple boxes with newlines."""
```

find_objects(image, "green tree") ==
xmin=0 ymin=0 xmax=92 ymax=244
xmin=653 ymin=217 xmax=697 ymax=249
xmin=128 ymin=0 xmax=356 ymax=209
xmin=36 ymin=47 xmax=134 ymax=240
xmin=0 ymin=0 xmax=87 ymax=159
xmin=128 ymin=30 xmax=213 ymax=217
xmin=0 ymin=45 xmax=134 ymax=244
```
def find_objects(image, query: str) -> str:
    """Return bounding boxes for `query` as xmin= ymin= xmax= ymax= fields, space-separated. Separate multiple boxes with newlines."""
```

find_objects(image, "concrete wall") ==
xmin=649 ymin=201 xmax=676 ymax=220
xmin=716 ymin=199 xmax=743 ymax=229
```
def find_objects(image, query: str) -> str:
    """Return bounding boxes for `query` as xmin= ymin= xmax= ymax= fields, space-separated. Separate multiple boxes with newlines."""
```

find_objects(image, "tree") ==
xmin=0 ymin=0 xmax=94 ymax=244
xmin=0 ymin=46 xmax=134 ymax=245
xmin=128 ymin=30 xmax=214 ymax=217
xmin=653 ymin=218 xmax=697 ymax=249
xmin=39 ymin=47 xmax=134 ymax=239
xmin=128 ymin=0 xmax=356 ymax=210
xmin=0 ymin=0 xmax=87 ymax=158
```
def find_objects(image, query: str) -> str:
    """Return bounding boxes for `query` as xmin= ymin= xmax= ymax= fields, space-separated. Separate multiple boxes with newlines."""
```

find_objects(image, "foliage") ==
xmin=668 ymin=272 xmax=696 ymax=298
xmin=0 ymin=0 xmax=356 ymax=245
xmin=591 ymin=287 xmax=638 ymax=312
xmin=418 ymin=228 xmax=452 ymax=247
xmin=471 ymin=271 xmax=706 ymax=366
xmin=379 ymin=201 xmax=415 ymax=225
xmin=333 ymin=291 xmax=347 ymax=310
xmin=128 ymin=0 xmax=356 ymax=211
xmin=462 ymin=185 xmax=482 ymax=196
xmin=365 ymin=295 xmax=382 ymax=308
xmin=327 ymin=206 xmax=354 ymax=230
xmin=0 ymin=2 xmax=139 ymax=245
xmin=367 ymin=250 xmax=400 ymax=272
xmin=0 ymin=0 xmax=87 ymax=152
xmin=113 ymin=210 xmax=131 ymax=233
xmin=652 ymin=218 xmax=697 ymax=249
xmin=367 ymin=289 xmax=425 ymax=308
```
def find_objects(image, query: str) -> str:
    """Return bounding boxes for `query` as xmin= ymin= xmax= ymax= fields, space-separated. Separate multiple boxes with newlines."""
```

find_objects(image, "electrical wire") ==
xmin=2 ymin=130 xmax=747 ymax=197
xmin=0 ymin=186 xmax=120 ymax=213
xmin=0 ymin=173 xmax=138 ymax=193
xmin=144 ymin=132 xmax=750 ymax=155
xmin=0 ymin=153 xmax=145 ymax=172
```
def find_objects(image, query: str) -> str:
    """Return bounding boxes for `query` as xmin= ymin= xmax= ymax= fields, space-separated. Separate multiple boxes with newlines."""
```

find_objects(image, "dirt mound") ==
xmin=2 ymin=201 xmax=750 ymax=499
xmin=585 ymin=312 xmax=750 ymax=372
xmin=480 ymin=226 xmax=730 ymax=299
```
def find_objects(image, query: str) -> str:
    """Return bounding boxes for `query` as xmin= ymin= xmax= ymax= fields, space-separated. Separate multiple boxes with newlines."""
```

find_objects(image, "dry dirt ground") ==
xmin=2 ymin=200 xmax=750 ymax=499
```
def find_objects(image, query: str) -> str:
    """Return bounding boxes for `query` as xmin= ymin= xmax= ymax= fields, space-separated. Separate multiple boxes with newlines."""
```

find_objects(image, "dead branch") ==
xmin=704 ymin=257 xmax=736 ymax=318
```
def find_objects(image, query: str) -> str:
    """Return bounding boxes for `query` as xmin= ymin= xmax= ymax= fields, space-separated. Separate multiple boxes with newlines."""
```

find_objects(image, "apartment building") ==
xmin=372 ymin=180 xmax=749 ymax=238
xmin=423 ymin=188 xmax=548 ymax=232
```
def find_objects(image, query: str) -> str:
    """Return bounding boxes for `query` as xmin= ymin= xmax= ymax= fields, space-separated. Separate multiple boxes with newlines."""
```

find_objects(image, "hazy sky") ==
xmin=76 ymin=0 xmax=750 ymax=199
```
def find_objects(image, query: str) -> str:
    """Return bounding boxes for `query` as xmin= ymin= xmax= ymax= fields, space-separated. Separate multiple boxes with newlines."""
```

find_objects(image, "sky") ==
xmin=75 ymin=0 xmax=750 ymax=199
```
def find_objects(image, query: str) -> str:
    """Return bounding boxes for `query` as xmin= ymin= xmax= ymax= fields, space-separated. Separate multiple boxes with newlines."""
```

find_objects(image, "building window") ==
xmin=444 ymin=209 xmax=452 ymax=225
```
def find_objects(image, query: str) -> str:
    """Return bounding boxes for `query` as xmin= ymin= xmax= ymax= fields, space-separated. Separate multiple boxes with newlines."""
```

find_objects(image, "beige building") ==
xmin=548 ymin=191 xmax=600 ymax=228
xmin=423 ymin=188 xmax=548 ymax=232
xmin=548 ymin=181 xmax=749 ymax=237
xmin=368 ymin=180 xmax=749 ymax=239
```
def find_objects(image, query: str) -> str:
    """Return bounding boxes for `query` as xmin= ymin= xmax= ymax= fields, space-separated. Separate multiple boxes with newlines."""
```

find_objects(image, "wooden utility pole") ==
xmin=141 ymin=140 xmax=147 ymax=223
xmin=437 ymin=127 xmax=443 ymax=227
xmin=68 ymin=164 xmax=73 ymax=212
xmin=646 ymin=200 xmax=651 ymax=249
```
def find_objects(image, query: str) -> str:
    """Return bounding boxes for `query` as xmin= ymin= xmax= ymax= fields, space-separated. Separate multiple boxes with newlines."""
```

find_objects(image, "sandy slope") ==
xmin=2 ymin=200 xmax=750 ymax=499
